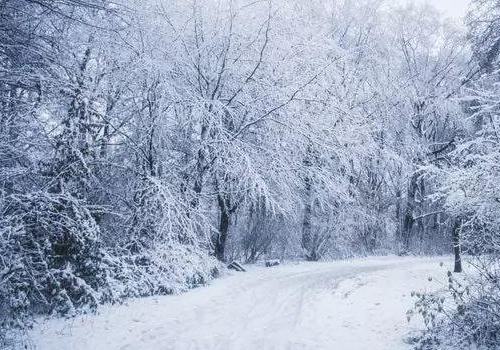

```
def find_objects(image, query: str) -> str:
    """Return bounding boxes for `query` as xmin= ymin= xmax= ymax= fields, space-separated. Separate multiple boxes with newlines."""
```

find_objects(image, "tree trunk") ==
xmin=395 ymin=188 xmax=402 ymax=248
xmin=191 ymin=124 xmax=208 ymax=209
xmin=302 ymin=174 xmax=313 ymax=256
xmin=401 ymin=171 xmax=419 ymax=253
xmin=302 ymin=144 xmax=315 ymax=260
xmin=453 ymin=220 xmax=463 ymax=273
xmin=216 ymin=193 xmax=230 ymax=262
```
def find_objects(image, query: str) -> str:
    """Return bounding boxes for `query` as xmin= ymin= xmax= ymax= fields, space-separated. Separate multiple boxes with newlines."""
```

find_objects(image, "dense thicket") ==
xmin=409 ymin=0 xmax=500 ymax=348
xmin=2 ymin=0 xmax=496 ymax=348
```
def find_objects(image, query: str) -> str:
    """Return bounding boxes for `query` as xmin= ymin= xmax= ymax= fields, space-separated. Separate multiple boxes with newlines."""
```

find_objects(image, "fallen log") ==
xmin=265 ymin=259 xmax=280 ymax=267
xmin=227 ymin=261 xmax=246 ymax=272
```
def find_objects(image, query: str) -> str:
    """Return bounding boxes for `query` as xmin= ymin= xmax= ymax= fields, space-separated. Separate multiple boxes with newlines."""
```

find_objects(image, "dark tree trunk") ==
xmin=453 ymin=220 xmax=463 ymax=273
xmin=402 ymin=214 xmax=414 ymax=252
xmin=216 ymin=194 xmax=230 ymax=262
xmin=401 ymin=171 xmax=419 ymax=252
xmin=395 ymin=188 xmax=402 ymax=246
xmin=302 ymin=174 xmax=313 ymax=255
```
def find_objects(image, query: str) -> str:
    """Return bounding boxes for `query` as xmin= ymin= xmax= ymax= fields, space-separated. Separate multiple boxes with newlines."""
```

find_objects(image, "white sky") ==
xmin=395 ymin=0 xmax=471 ymax=20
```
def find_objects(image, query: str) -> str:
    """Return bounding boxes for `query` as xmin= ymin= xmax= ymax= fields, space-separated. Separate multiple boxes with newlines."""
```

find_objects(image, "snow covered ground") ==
xmin=29 ymin=256 xmax=453 ymax=350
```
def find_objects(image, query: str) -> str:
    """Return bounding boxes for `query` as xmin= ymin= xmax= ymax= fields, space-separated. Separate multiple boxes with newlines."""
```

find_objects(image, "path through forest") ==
xmin=30 ymin=256 xmax=450 ymax=350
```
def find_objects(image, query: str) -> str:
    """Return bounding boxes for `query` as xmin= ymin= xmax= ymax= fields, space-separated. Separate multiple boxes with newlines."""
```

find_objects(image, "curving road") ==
xmin=31 ymin=256 xmax=449 ymax=350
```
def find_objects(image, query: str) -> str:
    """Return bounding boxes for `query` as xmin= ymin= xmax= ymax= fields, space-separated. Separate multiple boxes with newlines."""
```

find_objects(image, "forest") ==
xmin=1 ymin=0 xmax=500 ymax=349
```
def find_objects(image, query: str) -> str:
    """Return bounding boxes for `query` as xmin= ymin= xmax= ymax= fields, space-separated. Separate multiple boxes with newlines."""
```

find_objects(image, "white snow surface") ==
xmin=30 ymin=256 xmax=452 ymax=350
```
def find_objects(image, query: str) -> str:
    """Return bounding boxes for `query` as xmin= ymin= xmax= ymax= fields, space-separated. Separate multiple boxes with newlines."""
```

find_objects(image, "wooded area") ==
xmin=1 ymin=0 xmax=500 ymax=349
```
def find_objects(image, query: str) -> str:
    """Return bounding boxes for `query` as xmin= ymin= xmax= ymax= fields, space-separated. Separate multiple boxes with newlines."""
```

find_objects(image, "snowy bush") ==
xmin=0 ymin=192 xmax=110 ymax=343
xmin=105 ymin=176 xmax=221 ymax=297
xmin=0 ymin=188 xmax=220 ymax=346
xmin=409 ymin=259 xmax=500 ymax=350
xmin=104 ymin=244 xmax=220 ymax=298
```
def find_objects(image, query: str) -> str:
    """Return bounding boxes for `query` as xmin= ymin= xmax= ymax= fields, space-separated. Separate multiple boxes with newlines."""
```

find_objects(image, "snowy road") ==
xmin=31 ymin=256 xmax=451 ymax=350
